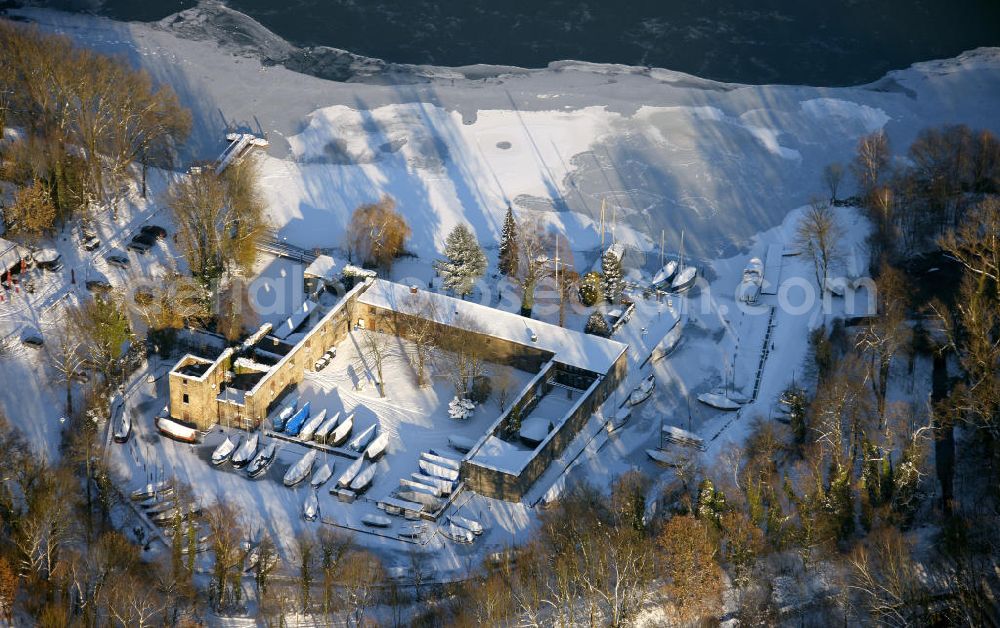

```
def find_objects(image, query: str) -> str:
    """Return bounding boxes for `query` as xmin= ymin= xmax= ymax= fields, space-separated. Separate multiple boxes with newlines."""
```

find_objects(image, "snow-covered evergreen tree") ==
xmin=498 ymin=205 xmax=518 ymax=277
xmin=584 ymin=311 xmax=611 ymax=337
xmin=434 ymin=224 xmax=487 ymax=297
xmin=601 ymin=247 xmax=624 ymax=304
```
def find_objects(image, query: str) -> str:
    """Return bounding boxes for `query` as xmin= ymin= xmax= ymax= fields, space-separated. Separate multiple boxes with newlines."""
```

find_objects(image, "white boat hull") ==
xmin=247 ymin=442 xmax=277 ymax=478
xmin=231 ymin=432 xmax=260 ymax=468
xmin=211 ymin=436 xmax=239 ymax=466
xmin=349 ymin=462 xmax=377 ymax=492
xmin=329 ymin=414 xmax=354 ymax=446
xmin=441 ymin=523 xmax=474 ymax=544
xmin=311 ymin=462 xmax=334 ymax=488
xmin=364 ymin=432 xmax=389 ymax=460
xmin=449 ymin=515 xmax=483 ymax=535
xmin=362 ymin=514 xmax=392 ymax=528
xmin=297 ymin=408 xmax=327 ymax=442
xmin=419 ymin=459 xmax=459 ymax=482
xmin=337 ymin=456 xmax=365 ymax=488
xmin=697 ymin=392 xmax=742 ymax=411
xmin=283 ymin=449 xmax=318 ymax=487
xmin=303 ymin=491 xmax=319 ymax=521
xmin=670 ymin=266 xmax=697 ymax=292
xmin=348 ymin=424 xmax=377 ymax=452
xmin=646 ymin=448 xmax=689 ymax=466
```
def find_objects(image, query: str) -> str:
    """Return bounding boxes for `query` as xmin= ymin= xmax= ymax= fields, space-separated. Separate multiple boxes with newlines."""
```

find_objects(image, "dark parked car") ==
xmin=105 ymin=253 xmax=130 ymax=269
xmin=82 ymin=235 xmax=101 ymax=251
xmin=140 ymin=224 xmax=167 ymax=240
xmin=21 ymin=329 xmax=44 ymax=348
xmin=85 ymin=279 xmax=113 ymax=293
xmin=127 ymin=233 xmax=156 ymax=253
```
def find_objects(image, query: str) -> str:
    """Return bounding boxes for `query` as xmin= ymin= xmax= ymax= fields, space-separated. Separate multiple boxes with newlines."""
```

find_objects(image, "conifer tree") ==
xmin=435 ymin=224 xmax=487 ymax=298
xmin=584 ymin=311 xmax=611 ymax=337
xmin=601 ymin=247 xmax=624 ymax=304
xmin=498 ymin=205 xmax=518 ymax=276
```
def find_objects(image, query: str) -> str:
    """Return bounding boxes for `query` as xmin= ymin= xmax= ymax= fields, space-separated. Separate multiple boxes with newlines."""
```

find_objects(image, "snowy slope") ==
xmin=11 ymin=8 xmax=1000 ymax=263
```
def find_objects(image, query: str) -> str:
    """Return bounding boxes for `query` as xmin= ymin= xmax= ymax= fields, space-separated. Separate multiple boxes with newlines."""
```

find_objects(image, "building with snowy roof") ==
xmin=0 ymin=236 xmax=24 ymax=276
xmin=302 ymin=254 xmax=338 ymax=295
xmin=166 ymin=277 xmax=628 ymax=501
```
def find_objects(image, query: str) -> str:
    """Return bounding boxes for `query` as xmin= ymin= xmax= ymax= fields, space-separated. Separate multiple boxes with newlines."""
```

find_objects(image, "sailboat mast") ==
xmin=600 ymin=198 xmax=606 ymax=251
xmin=660 ymin=230 xmax=665 ymax=268
xmin=611 ymin=202 xmax=617 ymax=244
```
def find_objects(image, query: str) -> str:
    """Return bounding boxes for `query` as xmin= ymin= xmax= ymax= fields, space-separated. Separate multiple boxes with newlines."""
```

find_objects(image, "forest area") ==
xmin=0 ymin=16 xmax=999 ymax=627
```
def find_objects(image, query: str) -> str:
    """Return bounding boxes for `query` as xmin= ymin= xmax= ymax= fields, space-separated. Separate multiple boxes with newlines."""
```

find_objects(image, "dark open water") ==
xmin=39 ymin=0 xmax=1000 ymax=86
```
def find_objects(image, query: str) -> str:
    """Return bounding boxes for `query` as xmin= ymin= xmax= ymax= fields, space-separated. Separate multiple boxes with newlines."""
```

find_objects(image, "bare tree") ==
xmin=551 ymin=233 xmax=580 ymax=328
xmin=408 ymin=546 xmax=433 ymax=603
xmin=317 ymin=527 xmax=353 ymax=615
xmin=855 ymin=263 xmax=912 ymax=424
xmin=0 ymin=22 xmax=189 ymax=213
xmin=131 ymin=272 xmax=210 ymax=333
xmin=795 ymin=200 xmax=844 ymax=292
xmin=512 ymin=218 xmax=553 ymax=317
xmin=167 ymin=156 xmax=268 ymax=285
xmin=658 ymin=514 xmax=722 ymax=624
xmin=47 ymin=327 xmax=87 ymax=415
xmin=204 ymin=502 xmax=245 ymax=611
xmin=939 ymin=196 xmax=1000 ymax=298
xmin=848 ymin=527 xmax=927 ymax=626
xmin=254 ymin=533 xmax=280 ymax=601
xmin=339 ymin=550 xmax=384 ymax=626
xmin=295 ymin=530 xmax=317 ymax=612
xmin=14 ymin=468 xmax=79 ymax=582
xmin=937 ymin=197 xmax=1000 ymax=439
xmin=468 ymin=570 xmax=514 ymax=626
xmin=0 ymin=557 xmax=16 ymax=623
xmin=853 ymin=130 xmax=891 ymax=201
xmin=360 ymin=326 xmax=391 ymax=398
xmin=823 ymin=162 xmax=845 ymax=203
xmin=394 ymin=291 xmax=440 ymax=387
xmin=437 ymin=312 xmax=488 ymax=399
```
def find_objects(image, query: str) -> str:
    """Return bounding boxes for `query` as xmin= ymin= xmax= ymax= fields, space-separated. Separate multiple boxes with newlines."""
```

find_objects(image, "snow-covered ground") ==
xmin=0 ymin=1 xmax=996 ymax=583
xmin=9 ymin=7 xmax=1000 ymax=263
xmin=0 ymin=168 xmax=182 ymax=460
xmin=106 ymin=330 xmax=539 ymax=574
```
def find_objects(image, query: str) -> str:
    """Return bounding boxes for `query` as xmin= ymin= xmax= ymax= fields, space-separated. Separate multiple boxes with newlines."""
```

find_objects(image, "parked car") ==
xmin=126 ymin=233 xmax=155 ymax=253
xmin=105 ymin=253 xmax=129 ymax=269
xmin=314 ymin=356 xmax=330 ymax=371
xmin=82 ymin=235 xmax=101 ymax=251
xmin=140 ymin=224 xmax=167 ymax=240
xmin=32 ymin=248 xmax=63 ymax=272
xmin=85 ymin=278 xmax=113 ymax=293
xmin=324 ymin=348 xmax=337 ymax=360
xmin=21 ymin=329 xmax=43 ymax=348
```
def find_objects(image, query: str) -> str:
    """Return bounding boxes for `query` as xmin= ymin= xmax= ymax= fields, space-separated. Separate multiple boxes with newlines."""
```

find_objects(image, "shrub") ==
xmin=578 ymin=271 xmax=603 ymax=306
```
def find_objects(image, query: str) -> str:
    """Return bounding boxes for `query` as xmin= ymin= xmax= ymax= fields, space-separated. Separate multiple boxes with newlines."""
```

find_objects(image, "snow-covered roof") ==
xmin=357 ymin=279 xmax=627 ymax=373
xmin=0 ymin=237 xmax=23 ymax=274
xmin=272 ymin=298 xmax=320 ymax=340
xmin=303 ymin=255 xmax=337 ymax=281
